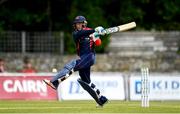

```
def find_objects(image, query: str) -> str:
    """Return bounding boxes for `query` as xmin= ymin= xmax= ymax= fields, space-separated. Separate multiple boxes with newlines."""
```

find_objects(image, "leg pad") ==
xmin=77 ymin=78 xmax=105 ymax=106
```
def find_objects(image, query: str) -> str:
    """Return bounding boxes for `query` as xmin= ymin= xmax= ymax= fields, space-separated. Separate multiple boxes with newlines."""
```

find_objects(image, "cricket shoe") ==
xmin=96 ymin=96 xmax=108 ymax=108
xmin=43 ymin=79 xmax=56 ymax=90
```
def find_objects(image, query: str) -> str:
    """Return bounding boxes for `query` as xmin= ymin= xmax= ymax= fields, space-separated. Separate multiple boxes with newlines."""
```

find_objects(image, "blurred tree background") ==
xmin=0 ymin=0 xmax=180 ymax=53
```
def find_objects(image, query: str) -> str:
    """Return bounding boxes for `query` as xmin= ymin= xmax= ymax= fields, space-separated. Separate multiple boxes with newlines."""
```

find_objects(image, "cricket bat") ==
xmin=104 ymin=22 xmax=136 ymax=34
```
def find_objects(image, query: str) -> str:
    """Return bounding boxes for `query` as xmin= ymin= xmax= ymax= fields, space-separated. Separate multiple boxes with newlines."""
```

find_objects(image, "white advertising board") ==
xmin=58 ymin=72 xmax=125 ymax=100
xmin=130 ymin=74 xmax=180 ymax=100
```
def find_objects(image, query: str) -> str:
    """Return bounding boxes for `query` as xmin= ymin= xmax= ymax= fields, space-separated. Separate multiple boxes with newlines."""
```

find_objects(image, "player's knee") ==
xmin=64 ymin=59 xmax=76 ymax=71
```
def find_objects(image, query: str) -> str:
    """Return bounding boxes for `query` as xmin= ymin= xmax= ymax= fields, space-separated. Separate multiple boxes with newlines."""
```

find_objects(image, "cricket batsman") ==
xmin=43 ymin=15 xmax=108 ymax=107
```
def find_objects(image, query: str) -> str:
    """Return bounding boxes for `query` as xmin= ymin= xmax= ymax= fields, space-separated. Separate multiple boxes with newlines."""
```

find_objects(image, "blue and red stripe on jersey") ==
xmin=73 ymin=27 xmax=95 ymax=56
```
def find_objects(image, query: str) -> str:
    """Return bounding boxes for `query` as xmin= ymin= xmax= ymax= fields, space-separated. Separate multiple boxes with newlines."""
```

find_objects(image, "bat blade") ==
xmin=118 ymin=22 xmax=136 ymax=32
xmin=104 ymin=22 xmax=136 ymax=34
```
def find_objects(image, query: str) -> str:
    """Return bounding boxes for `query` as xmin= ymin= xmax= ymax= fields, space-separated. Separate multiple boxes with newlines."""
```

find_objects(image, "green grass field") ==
xmin=0 ymin=100 xmax=180 ymax=113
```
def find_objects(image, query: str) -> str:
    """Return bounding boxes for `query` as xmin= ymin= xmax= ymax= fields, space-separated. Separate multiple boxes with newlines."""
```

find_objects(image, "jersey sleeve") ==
xmin=73 ymin=29 xmax=95 ymax=41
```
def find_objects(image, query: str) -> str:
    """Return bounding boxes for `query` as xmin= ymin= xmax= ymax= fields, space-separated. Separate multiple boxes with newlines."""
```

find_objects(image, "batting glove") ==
xmin=95 ymin=26 xmax=106 ymax=36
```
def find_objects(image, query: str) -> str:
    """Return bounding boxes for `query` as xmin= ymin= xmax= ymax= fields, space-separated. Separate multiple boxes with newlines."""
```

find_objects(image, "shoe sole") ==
xmin=43 ymin=80 xmax=56 ymax=90
xmin=96 ymin=99 xmax=109 ymax=108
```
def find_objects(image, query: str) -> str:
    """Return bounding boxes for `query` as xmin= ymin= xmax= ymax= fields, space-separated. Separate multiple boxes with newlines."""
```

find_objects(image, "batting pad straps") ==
xmin=58 ymin=69 xmax=74 ymax=83
xmin=90 ymin=83 xmax=100 ymax=96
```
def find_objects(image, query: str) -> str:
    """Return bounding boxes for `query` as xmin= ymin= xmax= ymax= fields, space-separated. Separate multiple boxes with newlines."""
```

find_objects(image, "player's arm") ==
xmin=73 ymin=30 xmax=95 ymax=39
xmin=73 ymin=26 xmax=106 ymax=39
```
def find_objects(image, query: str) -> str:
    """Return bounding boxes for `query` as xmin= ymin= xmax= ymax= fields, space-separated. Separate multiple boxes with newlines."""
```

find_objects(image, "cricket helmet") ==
xmin=73 ymin=15 xmax=87 ymax=24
